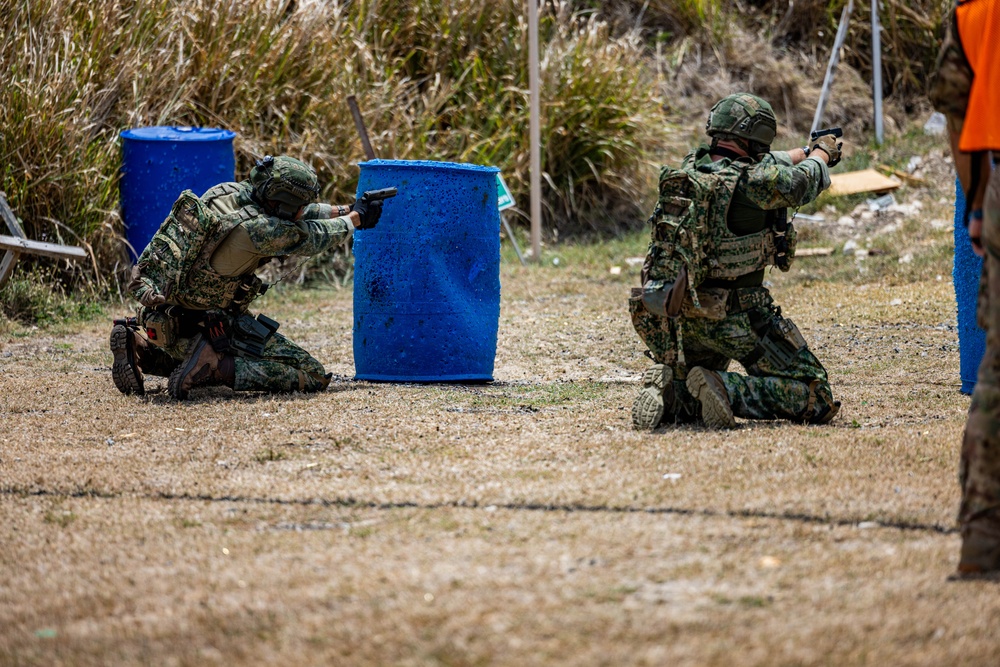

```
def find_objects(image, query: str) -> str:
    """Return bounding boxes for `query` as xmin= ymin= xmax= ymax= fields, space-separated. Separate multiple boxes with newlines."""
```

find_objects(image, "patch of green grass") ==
xmin=43 ymin=509 xmax=76 ymax=528
xmin=254 ymin=448 xmax=289 ymax=464
xmin=0 ymin=268 xmax=105 ymax=328
xmin=737 ymin=595 xmax=772 ymax=608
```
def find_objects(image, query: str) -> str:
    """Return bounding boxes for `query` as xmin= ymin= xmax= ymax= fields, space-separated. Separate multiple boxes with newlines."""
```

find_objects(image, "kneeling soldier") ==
xmin=630 ymin=93 xmax=842 ymax=429
xmin=111 ymin=155 xmax=382 ymax=399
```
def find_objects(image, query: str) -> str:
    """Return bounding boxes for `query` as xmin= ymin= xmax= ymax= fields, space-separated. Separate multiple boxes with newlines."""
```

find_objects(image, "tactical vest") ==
xmin=644 ymin=157 xmax=791 ymax=300
xmin=131 ymin=183 xmax=265 ymax=313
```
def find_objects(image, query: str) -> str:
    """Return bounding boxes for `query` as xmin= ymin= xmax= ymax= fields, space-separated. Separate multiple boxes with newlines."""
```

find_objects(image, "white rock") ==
xmin=924 ymin=111 xmax=947 ymax=136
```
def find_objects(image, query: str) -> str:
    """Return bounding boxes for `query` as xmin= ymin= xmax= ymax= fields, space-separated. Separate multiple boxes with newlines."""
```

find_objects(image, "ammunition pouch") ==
xmin=138 ymin=308 xmax=179 ymax=348
xmin=682 ymin=287 xmax=729 ymax=320
xmin=138 ymin=304 xmax=211 ymax=348
xmin=230 ymin=313 xmax=280 ymax=359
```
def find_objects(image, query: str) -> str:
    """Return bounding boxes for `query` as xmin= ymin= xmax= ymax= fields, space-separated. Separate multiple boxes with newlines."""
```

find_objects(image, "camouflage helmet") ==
xmin=705 ymin=93 xmax=777 ymax=147
xmin=249 ymin=155 xmax=320 ymax=218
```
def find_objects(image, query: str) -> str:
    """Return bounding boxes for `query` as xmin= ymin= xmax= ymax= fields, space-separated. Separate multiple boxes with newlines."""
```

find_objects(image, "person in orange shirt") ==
xmin=930 ymin=0 xmax=1000 ymax=578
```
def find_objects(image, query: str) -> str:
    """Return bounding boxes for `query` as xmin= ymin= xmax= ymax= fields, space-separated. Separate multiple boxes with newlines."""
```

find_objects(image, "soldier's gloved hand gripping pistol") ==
xmin=804 ymin=127 xmax=843 ymax=168
xmin=351 ymin=187 xmax=398 ymax=230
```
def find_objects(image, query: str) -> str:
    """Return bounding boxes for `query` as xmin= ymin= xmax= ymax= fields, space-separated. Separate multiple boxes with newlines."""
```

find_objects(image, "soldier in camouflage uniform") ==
xmin=929 ymin=0 xmax=1000 ymax=578
xmin=630 ymin=93 xmax=842 ymax=430
xmin=110 ymin=155 xmax=383 ymax=399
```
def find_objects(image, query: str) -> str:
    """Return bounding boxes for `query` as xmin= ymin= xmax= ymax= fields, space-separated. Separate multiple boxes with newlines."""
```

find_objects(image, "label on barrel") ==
xmin=497 ymin=174 xmax=515 ymax=211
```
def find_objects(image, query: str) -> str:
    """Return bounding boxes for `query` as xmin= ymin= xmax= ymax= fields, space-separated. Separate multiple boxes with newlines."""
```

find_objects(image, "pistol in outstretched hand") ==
xmin=808 ymin=127 xmax=844 ymax=167
xmin=352 ymin=187 xmax=398 ymax=230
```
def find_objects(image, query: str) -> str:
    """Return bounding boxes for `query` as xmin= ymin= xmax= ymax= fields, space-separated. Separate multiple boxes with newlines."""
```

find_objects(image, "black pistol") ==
xmin=360 ymin=187 xmax=398 ymax=203
xmin=810 ymin=127 xmax=843 ymax=142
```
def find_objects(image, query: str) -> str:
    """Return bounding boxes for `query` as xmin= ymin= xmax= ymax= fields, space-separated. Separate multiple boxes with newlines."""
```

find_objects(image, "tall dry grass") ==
xmin=0 ymin=0 xmax=949 ymax=303
xmin=0 ymin=0 xmax=663 ymax=297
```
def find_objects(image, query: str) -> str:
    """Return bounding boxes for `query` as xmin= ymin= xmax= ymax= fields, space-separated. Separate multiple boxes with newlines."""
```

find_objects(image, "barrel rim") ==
xmin=120 ymin=126 xmax=236 ymax=142
xmin=359 ymin=159 xmax=499 ymax=174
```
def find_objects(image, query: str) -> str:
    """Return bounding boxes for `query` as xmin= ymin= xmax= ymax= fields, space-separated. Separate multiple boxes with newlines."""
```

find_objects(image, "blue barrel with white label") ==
xmin=353 ymin=159 xmax=501 ymax=382
xmin=954 ymin=179 xmax=986 ymax=394
xmin=120 ymin=126 xmax=236 ymax=260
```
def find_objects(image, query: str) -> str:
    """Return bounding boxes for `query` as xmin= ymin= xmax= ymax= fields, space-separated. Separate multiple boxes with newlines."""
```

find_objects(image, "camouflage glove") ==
xmin=351 ymin=197 xmax=383 ymax=230
xmin=809 ymin=133 xmax=843 ymax=168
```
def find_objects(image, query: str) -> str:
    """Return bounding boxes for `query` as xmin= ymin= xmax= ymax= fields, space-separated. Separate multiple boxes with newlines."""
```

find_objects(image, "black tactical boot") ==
xmin=110 ymin=324 xmax=145 ymax=395
xmin=685 ymin=366 xmax=736 ymax=429
xmin=111 ymin=323 xmax=180 ymax=395
xmin=168 ymin=334 xmax=235 ymax=399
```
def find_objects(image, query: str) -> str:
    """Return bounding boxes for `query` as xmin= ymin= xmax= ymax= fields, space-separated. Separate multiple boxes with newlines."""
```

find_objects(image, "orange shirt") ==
xmin=957 ymin=0 xmax=1000 ymax=151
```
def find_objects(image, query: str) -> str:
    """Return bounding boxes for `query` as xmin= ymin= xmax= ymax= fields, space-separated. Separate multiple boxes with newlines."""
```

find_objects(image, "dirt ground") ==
xmin=2 ymin=174 xmax=999 ymax=664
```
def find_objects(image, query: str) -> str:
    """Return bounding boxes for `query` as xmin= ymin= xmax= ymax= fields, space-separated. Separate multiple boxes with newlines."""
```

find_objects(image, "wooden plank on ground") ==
xmin=0 ymin=192 xmax=26 ymax=238
xmin=828 ymin=169 xmax=901 ymax=196
xmin=0 ymin=191 xmax=26 ymax=288
xmin=0 ymin=250 xmax=19 ymax=287
xmin=0 ymin=235 xmax=88 ymax=261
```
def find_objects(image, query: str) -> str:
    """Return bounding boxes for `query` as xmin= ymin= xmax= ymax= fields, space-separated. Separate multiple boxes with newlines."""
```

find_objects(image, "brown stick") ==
xmin=347 ymin=95 xmax=377 ymax=161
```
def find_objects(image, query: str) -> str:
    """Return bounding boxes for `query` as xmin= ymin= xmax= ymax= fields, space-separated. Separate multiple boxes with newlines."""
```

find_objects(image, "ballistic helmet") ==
xmin=249 ymin=155 xmax=320 ymax=218
xmin=706 ymin=93 xmax=777 ymax=147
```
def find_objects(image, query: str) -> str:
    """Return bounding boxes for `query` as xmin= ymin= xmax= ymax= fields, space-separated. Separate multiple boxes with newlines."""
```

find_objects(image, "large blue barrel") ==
xmin=954 ymin=179 xmax=986 ymax=395
xmin=353 ymin=159 xmax=501 ymax=381
xmin=120 ymin=126 xmax=236 ymax=260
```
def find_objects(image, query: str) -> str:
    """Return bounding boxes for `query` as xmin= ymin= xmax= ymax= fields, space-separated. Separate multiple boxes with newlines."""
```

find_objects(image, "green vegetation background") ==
xmin=1 ymin=0 xmax=948 ymax=320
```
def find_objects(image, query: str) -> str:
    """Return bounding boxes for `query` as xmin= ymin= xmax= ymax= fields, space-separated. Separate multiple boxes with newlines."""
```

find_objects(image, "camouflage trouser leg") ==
xmin=674 ymin=296 xmax=836 ymax=422
xmin=629 ymin=293 xmax=703 ymax=422
xmin=960 ymin=170 xmax=1000 ymax=529
xmin=233 ymin=331 xmax=331 ymax=393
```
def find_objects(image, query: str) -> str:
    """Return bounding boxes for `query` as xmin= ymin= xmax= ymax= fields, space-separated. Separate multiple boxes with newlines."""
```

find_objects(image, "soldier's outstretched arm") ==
xmin=240 ymin=212 xmax=354 ymax=258
xmin=742 ymin=151 xmax=831 ymax=210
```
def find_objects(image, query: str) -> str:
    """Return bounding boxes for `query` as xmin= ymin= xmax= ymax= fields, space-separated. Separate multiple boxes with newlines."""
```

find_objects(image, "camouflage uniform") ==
xmin=631 ymin=126 xmax=839 ymax=428
xmin=117 ymin=157 xmax=357 ymax=397
xmin=929 ymin=1 xmax=1000 ymax=575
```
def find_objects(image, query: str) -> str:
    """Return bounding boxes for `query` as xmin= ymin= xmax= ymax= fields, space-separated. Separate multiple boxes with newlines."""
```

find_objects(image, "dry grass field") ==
xmin=3 ymin=181 xmax=1000 ymax=664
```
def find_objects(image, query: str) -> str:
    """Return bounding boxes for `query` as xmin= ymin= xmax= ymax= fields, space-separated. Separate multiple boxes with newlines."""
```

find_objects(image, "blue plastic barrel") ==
xmin=120 ymin=126 xmax=236 ymax=260
xmin=954 ymin=179 xmax=986 ymax=394
xmin=352 ymin=159 xmax=501 ymax=382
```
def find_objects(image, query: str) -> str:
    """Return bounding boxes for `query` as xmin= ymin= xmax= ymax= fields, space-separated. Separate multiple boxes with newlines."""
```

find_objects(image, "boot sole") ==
xmin=686 ymin=367 xmax=735 ymax=429
xmin=632 ymin=365 xmax=670 ymax=430
xmin=110 ymin=325 xmax=144 ymax=396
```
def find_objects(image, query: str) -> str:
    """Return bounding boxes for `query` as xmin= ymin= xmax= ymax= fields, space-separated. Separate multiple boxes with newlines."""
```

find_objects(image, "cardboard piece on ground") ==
xmin=828 ymin=169 xmax=901 ymax=196
xmin=795 ymin=247 xmax=835 ymax=257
